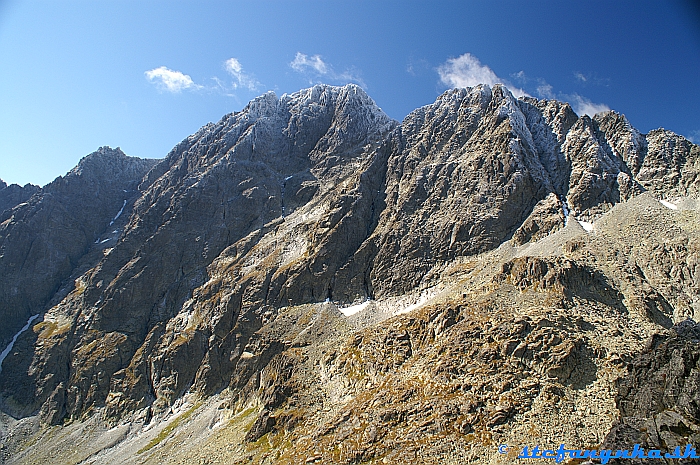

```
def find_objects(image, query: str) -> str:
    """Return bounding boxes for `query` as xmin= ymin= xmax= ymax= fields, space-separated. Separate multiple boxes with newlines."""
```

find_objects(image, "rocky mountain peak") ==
xmin=593 ymin=110 xmax=647 ymax=176
xmin=0 ymin=180 xmax=40 ymax=216
xmin=69 ymin=145 xmax=128 ymax=172
xmin=42 ymin=146 xmax=158 ymax=205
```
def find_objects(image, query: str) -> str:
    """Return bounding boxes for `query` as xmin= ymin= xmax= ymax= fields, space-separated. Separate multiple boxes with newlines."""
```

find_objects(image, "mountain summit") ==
xmin=1 ymin=84 xmax=699 ymax=465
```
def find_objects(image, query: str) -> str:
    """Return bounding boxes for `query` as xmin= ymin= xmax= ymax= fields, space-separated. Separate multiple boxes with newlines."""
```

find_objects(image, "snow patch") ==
xmin=577 ymin=220 xmax=594 ymax=232
xmin=284 ymin=175 xmax=293 ymax=181
xmin=394 ymin=290 xmax=436 ymax=316
xmin=659 ymin=199 xmax=678 ymax=210
xmin=339 ymin=300 xmax=370 ymax=316
xmin=561 ymin=199 xmax=570 ymax=224
xmin=337 ymin=287 xmax=442 ymax=321
xmin=0 ymin=313 xmax=40 ymax=374
xmin=109 ymin=199 xmax=127 ymax=226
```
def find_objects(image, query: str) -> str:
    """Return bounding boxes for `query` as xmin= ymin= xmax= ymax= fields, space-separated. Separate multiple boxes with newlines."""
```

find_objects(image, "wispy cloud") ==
xmin=566 ymin=93 xmax=611 ymax=116
xmin=536 ymin=82 xmax=555 ymax=100
xmin=437 ymin=53 xmax=528 ymax=97
xmin=291 ymin=53 xmax=329 ymax=74
xmin=687 ymin=130 xmax=700 ymax=144
xmin=290 ymin=52 xmax=365 ymax=87
xmin=145 ymin=59 xmax=261 ymax=96
xmin=406 ymin=55 xmax=431 ymax=76
xmin=224 ymin=58 xmax=260 ymax=91
xmin=511 ymin=70 xmax=527 ymax=84
xmin=507 ymin=69 xmax=610 ymax=116
xmin=145 ymin=66 xmax=200 ymax=93
xmin=573 ymin=71 xmax=610 ymax=87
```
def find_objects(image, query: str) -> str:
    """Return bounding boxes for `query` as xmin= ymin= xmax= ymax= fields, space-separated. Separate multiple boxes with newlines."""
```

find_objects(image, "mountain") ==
xmin=1 ymin=84 xmax=699 ymax=465
xmin=0 ymin=148 xmax=158 ymax=351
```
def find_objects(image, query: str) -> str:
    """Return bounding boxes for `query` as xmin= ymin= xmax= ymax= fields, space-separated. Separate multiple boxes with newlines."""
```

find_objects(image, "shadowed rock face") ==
xmin=0 ymin=148 xmax=157 ymax=350
xmin=0 ymin=83 xmax=698 ymax=435
xmin=510 ymin=192 xmax=566 ymax=246
xmin=603 ymin=320 xmax=700 ymax=465
xmin=0 ymin=181 xmax=40 ymax=216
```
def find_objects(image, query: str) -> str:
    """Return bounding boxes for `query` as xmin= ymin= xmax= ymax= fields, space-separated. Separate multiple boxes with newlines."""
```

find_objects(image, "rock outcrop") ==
xmin=0 ymin=180 xmax=39 ymax=216
xmin=603 ymin=319 xmax=700 ymax=464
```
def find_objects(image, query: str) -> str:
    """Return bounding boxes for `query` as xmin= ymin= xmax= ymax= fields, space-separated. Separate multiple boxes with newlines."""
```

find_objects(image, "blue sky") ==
xmin=1 ymin=0 xmax=699 ymax=186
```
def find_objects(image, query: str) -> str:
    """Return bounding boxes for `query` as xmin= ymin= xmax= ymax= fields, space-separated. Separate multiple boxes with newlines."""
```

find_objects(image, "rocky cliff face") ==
xmin=1 ymin=84 xmax=699 ymax=465
xmin=0 ymin=181 xmax=40 ymax=217
xmin=0 ymin=85 xmax=397 ymax=423
xmin=0 ymin=148 xmax=157 ymax=351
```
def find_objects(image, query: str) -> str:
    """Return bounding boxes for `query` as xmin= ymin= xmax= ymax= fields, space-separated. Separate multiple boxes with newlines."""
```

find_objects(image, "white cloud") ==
xmin=511 ymin=70 xmax=527 ymax=83
xmin=438 ymin=54 xmax=499 ymax=88
xmin=515 ymin=72 xmax=555 ymax=99
xmin=460 ymin=62 xmax=610 ymax=117
xmin=145 ymin=66 xmax=199 ymax=93
xmin=687 ymin=130 xmax=700 ymax=144
xmin=224 ymin=58 xmax=260 ymax=91
xmin=536 ymin=83 xmax=555 ymax=99
xmin=291 ymin=53 xmax=328 ymax=74
xmin=437 ymin=53 xmax=528 ymax=97
xmin=568 ymin=94 xmax=611 ymax=116
xmin=225 ymin=58 xmax=242 ymax=75
xmin=290 ymin=52 xmax=365 ymax=87
xmin=145 ymin=61 xmax=260 ymax=96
